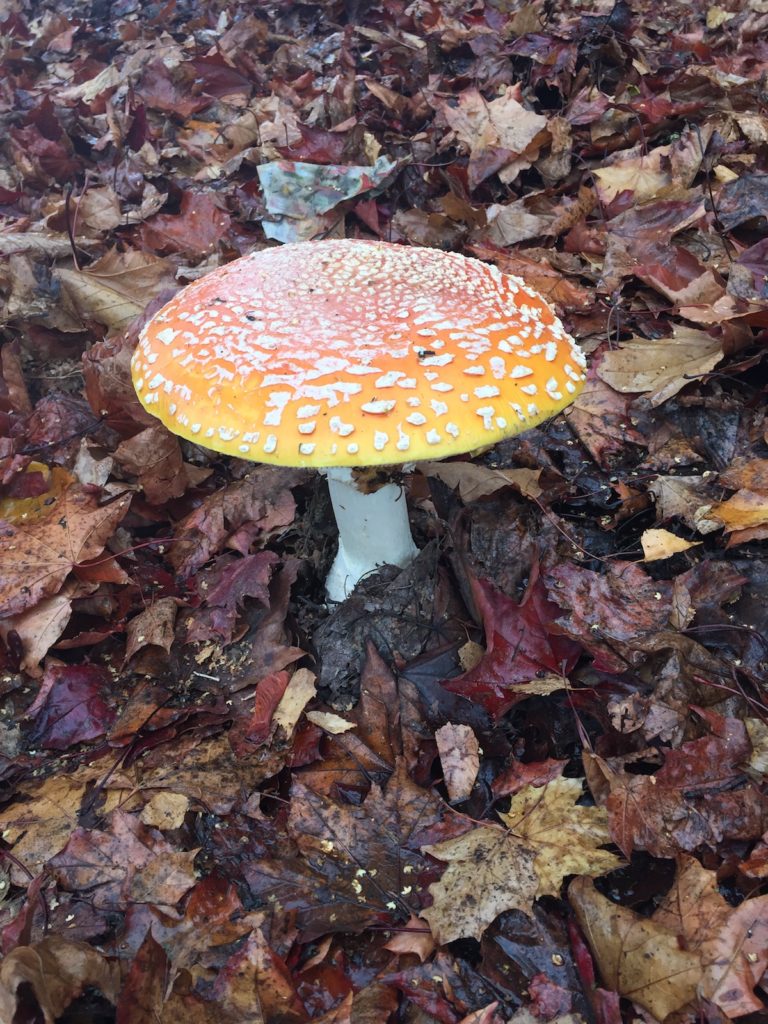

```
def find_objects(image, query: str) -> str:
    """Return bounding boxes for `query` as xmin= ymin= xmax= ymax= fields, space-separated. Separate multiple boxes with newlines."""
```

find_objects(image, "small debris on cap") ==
xmin=131 ymin=239 xmax=587 ymax=467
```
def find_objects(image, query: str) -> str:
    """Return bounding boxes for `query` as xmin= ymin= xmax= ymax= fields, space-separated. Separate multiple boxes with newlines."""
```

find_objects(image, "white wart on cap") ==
xmin=131 ymin=239 xmax=587 ymax=468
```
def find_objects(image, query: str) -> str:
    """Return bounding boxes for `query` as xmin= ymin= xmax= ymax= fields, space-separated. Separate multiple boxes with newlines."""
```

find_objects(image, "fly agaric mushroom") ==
xmin=131 ymin=240 xmax=586 ymax=601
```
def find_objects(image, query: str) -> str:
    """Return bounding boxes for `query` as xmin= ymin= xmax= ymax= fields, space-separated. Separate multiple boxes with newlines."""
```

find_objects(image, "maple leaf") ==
xmin=570 ymin=877 xmax=701 ymax=1021
xmin=139 ymin=192 xmax=231 ymax=257
xmin=246 ymin=759 xmax=468 ymax=940
xmin=544 ymin=560 xmax=672 ymax=673
xmin=170 ymin=469 xmax=302 ymax=577
xmin=0 ymin=485 xmax=131 ymax=617
xmin=498 ymin=777 xmax=622 ymax=896
xmin=213 ymin=928 xmax=306 ymax=1024
xmin=592 ymin=125 xmax=711 ymax=204
xmin=437 ymin=86 xmax=549 ymax=189
xmin=571 ymin=855 xmax=768 ymax=1020
xmin=49 ymin=809 xmax=198 ymax=910
xmin=422 ymin=778 xmax=621 ymax=943
xmin=442 ymin=575 xmax=580 ymax=719
xmin=594 ymin=711 xmax=768 ymax=857
xmin=0 ymin=760 xmax=132 ymax=885
xmin=421 ymin=826 xmax=538 ymax=944
xmin=147 ymin=877 xmax=264 ymax=977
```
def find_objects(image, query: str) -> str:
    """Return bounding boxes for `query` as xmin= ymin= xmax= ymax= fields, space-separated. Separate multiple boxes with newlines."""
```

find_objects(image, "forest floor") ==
xmin=1 ymin=0 xmax=768 ymax=1022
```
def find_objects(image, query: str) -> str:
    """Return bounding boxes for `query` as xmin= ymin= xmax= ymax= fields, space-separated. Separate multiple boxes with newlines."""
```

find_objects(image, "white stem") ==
xmin=323 ymin=467 xmax=419 ymax=602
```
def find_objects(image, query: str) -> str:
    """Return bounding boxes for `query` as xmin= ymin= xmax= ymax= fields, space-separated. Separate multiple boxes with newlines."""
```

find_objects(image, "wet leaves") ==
xmin=1 ymin=0 xmax=768 ymax=1021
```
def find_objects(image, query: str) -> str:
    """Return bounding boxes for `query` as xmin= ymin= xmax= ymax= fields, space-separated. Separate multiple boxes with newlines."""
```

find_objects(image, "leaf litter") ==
xmin=1 ymin=0 xmax=768 ymax=1021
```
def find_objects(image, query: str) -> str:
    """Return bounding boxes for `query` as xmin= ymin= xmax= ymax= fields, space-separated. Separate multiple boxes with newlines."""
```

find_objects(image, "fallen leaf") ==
xmin=114 ymin=425 xmax=188 ymax=504
xmin=383 ymin=914 xmax=436 ymax=962
xmin=569 ymin=877 xmax=700 ymax=1020
xmin=422 ymin=826 xmax=538 ymax=943
xmin=641 ymin=528 xmax=701 ymax=561
xmin=140 ymin=792 xmax=190 ymax=830
xmin=0 ymin=485 xmax=131 ymax=617
xmin=272 ymin=668 xmax=317 ymax=735
xmin=593 ymin=126 xmax=711 ymax=204
xmin=418 ymin=461 xmax=543 ymax=502
xmin=596 ymin=713 xmax=768 ymax=857
xmin=125 ymin=597 xmax=179 ymax=663
xmin=597 ymin=326 xmax=723 ymax=406
xmin=0 ymin=936 xmax=119 ymax=1024
xmin=435 ymin=723 xmax=480 ymax=803
xmin=711 ymin=489 xmax=768 ymax=532
xmin=49 ymin=809 xmax=198 ymax=910
xmin=305 ymin=710 xmax=356 ymax=734
xmin=498 ymin=777 xmax=622 ymax=897
xmin=423 ymin=778 xmax=620 ymax=943
xmin=438 ymin=86 xmax=549 ymax=189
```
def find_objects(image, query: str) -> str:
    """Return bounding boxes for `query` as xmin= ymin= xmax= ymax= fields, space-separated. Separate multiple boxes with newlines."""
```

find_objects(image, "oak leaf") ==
xmin=0 ymin=485 xmax=132 ymax=617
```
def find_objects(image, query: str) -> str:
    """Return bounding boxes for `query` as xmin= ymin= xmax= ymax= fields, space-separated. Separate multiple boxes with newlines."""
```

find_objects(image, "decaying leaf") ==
xmin=571 ymin=856 xmax=768 ymax=1020
xmin=422 ymin=778 xmax=621 ymax=943
xmin=0 ymin=485 xmax=132 ymax=617
xmin=435 ymin=723 xmax=480 ymax=803
xmin=0 ymin=936 xmax=119 ymax=1024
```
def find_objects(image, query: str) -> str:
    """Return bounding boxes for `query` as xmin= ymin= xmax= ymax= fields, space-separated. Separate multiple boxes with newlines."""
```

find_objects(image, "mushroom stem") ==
xmin=324 ymin=467 xmax=419 ymax=602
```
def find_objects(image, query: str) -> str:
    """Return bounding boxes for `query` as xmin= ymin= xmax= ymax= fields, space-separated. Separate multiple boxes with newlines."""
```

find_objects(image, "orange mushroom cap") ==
xmin=131 ymin=240 xmax=586 ymax=468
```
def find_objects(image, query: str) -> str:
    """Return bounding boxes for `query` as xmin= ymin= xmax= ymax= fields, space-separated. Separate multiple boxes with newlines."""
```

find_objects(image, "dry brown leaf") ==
xmin=124 ymin=597 xmax=179 ymax=662
xmin=383 ymin=914 xmax=436 ymax=962
xmin=597 ymin=326 xmax=722 ymax=406
xmin=128 ymin=847 xmax=200 ymax=905
xmin=0 ymin=761 xmax=130 ymax=884
xmin=435 ymin=723 xmax=480 ymax=803
xmin=418 ymin=461 xmax=542 ymax=502
xmin=641 ymin=528 xmax=701 ymax=561
xmin=140 ymin=792 xmax=191 ymax=830
xmin=484 ymin=198 xmax=555 ymax=246
xmin=114 ymin=424 xmax=188 ymax=504
xmin=439 ymin=86 xmax=548 ymax=189
xmin=719 ymin=457 xmax=768 ymax=494
xmin=647 ymin=475 xmax=721 ymax=533
xmin=0 ymin=485 xmax=132 ymax=617
xmin=519 ymin=674 xmax=572 ymax=695
xmin=711 ymin=490 xmax=768 ymax=532
xmin=0 ymin=583 xmax=80 ymax=677
xmin=572 ymin=857 xmax=768 ymax=1020
xmin=56 ymin=248 xmax=175 ymax=334
xmin=0 ymin=775 xmax=87 ymax=884
xmin=0 ymin=231 xmax=97 ymax=258
xmin=45 ymin=186 xmax=122 ymax=235
xmin=593 ymin=126 xmax=712 ymax=204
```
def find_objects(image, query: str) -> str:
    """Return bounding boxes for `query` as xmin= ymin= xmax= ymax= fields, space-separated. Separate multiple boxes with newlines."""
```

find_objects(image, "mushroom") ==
xmin=131 ymin=240 xmax=586 ymax=601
